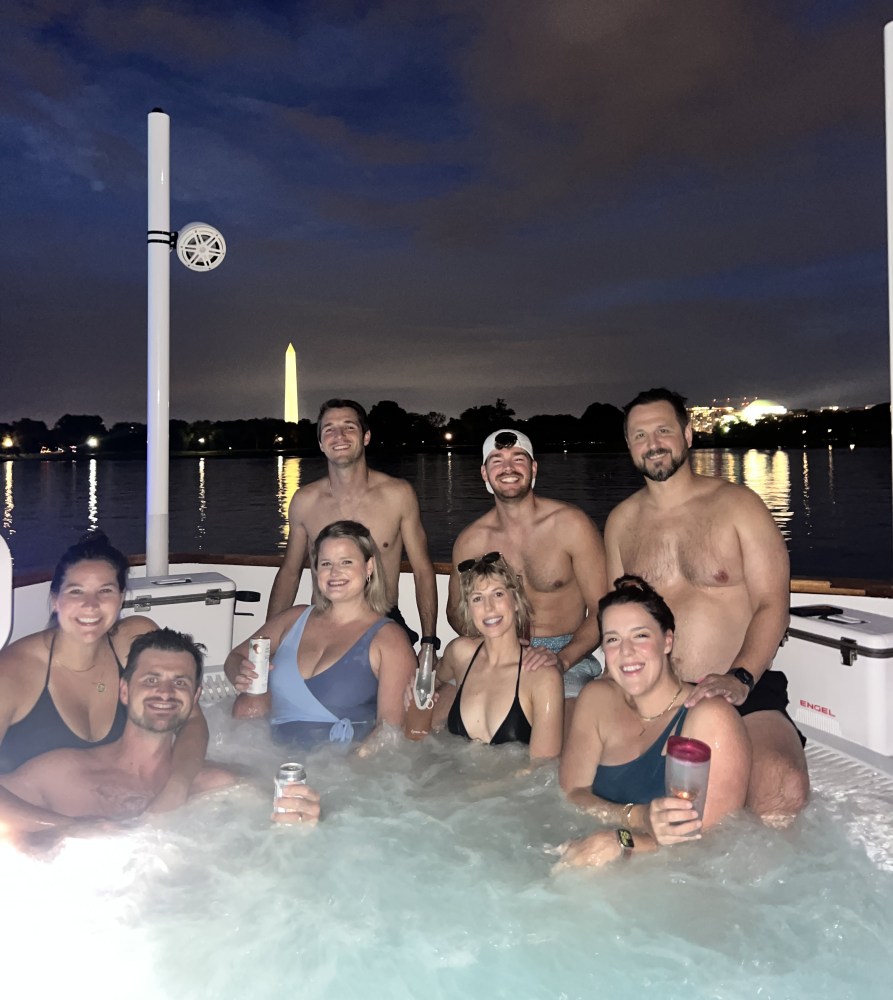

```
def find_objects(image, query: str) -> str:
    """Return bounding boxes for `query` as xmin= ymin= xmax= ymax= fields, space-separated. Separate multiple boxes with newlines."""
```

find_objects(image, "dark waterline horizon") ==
xmin=3 ymin=447 xmax=892 ymax=582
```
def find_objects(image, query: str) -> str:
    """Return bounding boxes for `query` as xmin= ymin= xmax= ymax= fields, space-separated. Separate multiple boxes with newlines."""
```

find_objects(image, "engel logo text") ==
xmin=800 ymin=699 xmax=836 ymax=717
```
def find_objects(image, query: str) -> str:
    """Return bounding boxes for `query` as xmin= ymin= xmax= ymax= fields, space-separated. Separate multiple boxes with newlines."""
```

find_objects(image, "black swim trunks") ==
xmin=386 ymin=606 xmax=420 ymax=647
xmin=737 ymin=669 xmax=806 ymax=747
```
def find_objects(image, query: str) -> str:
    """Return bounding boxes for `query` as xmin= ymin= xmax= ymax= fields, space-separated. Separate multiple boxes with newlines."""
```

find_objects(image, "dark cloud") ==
xmin=0 ymin=1 xmax=889 ymax=425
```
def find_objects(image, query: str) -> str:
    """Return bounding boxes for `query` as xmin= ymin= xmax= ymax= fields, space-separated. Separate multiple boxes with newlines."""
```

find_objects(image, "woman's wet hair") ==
xmin=311 ymin=520 xmax=390 ymax=616
xmin=50 ymin=530 xmax=130 ymax=596
xmin=597 ymin=574 xmax=676 ymax=636
xmin=457 ymin=554 xmax=533 ymax=639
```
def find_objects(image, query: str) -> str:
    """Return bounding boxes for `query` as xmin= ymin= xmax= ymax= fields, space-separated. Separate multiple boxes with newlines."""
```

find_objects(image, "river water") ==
xmin=2 ymin=447 xmax=891 ymax=580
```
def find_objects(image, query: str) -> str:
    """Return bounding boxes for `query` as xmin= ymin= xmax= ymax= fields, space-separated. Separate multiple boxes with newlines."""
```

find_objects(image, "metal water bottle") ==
xmin=404 ymin=642 xmax=437 ymax=741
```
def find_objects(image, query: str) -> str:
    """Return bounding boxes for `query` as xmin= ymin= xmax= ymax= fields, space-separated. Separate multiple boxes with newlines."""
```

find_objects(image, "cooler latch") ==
xmin=840 ymin=637 xmax=858 ymax=666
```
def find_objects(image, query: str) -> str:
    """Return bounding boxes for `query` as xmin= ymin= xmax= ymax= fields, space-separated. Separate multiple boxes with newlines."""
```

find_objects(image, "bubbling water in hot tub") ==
xmin=3 ymin=704 xmax=892 ymax=1000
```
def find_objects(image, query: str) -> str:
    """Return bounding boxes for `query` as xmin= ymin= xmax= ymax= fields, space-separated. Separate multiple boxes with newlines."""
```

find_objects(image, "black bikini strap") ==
xmin=457 ymin=642 xmax=485 ymax=693
xmin=44 ymin=630 xmax=57 ymax=690
xmin=107 ymin=632 xmax=125 ymax=673
xmin=514 ymin=645 xmax=523 ymax=696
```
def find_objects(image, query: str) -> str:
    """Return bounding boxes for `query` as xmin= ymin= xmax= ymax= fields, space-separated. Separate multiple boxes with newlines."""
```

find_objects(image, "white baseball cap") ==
xmin=482 ymin=429 xmax=535 ymax=464
xmin=482 ymin=429 xmax=536 ymax=494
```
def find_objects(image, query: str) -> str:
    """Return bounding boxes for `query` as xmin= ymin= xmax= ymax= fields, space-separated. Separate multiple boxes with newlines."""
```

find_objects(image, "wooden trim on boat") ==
xmin=789 ymin=578 xmax=893 ymax=598
xmin=11 ymin=553 xmax=893 ymax=599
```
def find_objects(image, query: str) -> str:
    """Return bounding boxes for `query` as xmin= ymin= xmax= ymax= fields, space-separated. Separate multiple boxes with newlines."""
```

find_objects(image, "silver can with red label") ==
xmin=246 ymin=635 xmax=271 ymax=694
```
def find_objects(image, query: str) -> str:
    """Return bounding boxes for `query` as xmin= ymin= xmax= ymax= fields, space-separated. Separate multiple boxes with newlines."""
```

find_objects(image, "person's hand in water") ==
xmin=551 ymin=830 xmax=624 ymax=870
xmin=271 ymin=783 xmax=321 ymax=826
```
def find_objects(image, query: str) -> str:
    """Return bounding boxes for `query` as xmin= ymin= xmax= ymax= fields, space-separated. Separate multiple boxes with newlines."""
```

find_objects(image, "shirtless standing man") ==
xmin=604 ymin=387 xmax=808 ymax=819
xmin=447 ymin=430 xmax=608 ymax=696
xmin=267 ymin=399 xmax=438 ymax=657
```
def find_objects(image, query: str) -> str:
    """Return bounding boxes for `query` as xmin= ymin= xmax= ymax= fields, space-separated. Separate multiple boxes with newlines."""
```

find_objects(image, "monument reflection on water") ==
xmin=1 ymin=448 xmax=891 ymax=579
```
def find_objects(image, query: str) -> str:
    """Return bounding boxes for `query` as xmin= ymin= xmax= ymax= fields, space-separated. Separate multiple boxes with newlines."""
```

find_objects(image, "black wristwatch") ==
xmin=420 ymin=635 xmax=441 ymax=651
xmin=729 ymin=666 xmax=755 ymax=693
xmin=617 ymin=828 xmax=635 ymax=857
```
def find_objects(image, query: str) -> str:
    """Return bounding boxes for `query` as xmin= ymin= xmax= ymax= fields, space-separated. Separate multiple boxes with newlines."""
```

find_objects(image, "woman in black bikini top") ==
xmin=435 ymin=553 xmax=563 ymax=760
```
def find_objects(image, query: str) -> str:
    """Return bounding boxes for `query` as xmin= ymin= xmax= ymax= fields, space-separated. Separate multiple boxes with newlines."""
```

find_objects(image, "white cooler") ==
xmin=774 ymin=604 xmax=893 ymax=756
xmin=120 ymin=571 xmax=236 ymax=669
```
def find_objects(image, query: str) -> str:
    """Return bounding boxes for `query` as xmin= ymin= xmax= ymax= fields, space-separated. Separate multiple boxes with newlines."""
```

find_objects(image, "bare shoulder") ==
xmin=574 ymin=675 xmax=621 ymax=716
xmin=443 ymin=635 xmax=478 ymax=665
xmin=523 ymin=660 xmax=564 ymax=697
xmin=264 ymin=604 xmax=310 ymax=644
xmin=289 ymin=477 xmax=326 ymax=515
xmin=685 ymin=694 xmax=746 ymax=735
xmin=704 ymin=476 xmax=781 ymax=528
xmin=0 ymin=631 xmax=49 ymax=687
xmin=452 ymin=514 xmax=496 ymax=558
xmin=697 ymin=474 xmax=759 ymax=508
xmin=373 ymin=619 xmax=415 ymax=655
xmin=0 ymin=630 xmax=48 ymax=665
xmin=369 ymin=471 xmax=419 ymax=506
xmin=605 ymin=489 xmax=646 ymax=529
xmin=545 ymin=499 xmax=602 ymax=539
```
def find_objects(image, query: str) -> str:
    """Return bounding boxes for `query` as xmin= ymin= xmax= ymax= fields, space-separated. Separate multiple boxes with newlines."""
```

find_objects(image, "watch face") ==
xmin=617 ymin=828 xmax=635 ymax=851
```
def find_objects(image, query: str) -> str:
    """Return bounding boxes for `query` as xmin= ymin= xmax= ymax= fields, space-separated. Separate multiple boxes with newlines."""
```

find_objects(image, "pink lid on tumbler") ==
xmin=666 ymin=735 xmax=711 ymax=764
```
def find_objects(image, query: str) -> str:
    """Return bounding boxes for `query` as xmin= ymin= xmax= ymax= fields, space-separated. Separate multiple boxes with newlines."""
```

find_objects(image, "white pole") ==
xmin=147 ymin=109 xmax=170 ymax=577
xmin=885 ymin=25 xmax=893 ymax=571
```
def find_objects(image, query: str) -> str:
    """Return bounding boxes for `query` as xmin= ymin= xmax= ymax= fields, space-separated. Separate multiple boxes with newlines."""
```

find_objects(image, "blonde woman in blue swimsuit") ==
xmin=226 ymin=520 xmax=416 ymax=746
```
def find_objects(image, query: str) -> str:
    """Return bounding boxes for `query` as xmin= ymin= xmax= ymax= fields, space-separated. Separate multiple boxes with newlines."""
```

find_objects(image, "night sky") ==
xmin=2 ymin=1 xmax=890 ymax=425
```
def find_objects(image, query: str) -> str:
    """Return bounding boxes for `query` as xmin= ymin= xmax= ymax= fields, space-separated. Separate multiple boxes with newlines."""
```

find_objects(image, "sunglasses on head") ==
xmin=458 ymin=551 xmax=501 ymax=574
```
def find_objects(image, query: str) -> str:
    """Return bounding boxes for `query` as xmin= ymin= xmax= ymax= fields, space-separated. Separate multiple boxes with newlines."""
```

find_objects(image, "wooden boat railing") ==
xmin=11 ymin=553 xmax=893 ymax=600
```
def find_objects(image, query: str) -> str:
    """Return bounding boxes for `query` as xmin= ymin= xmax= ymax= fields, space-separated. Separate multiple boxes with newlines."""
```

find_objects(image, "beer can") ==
xmin=246 ymin=636 xmax=271 ymax=694
xmin=274 ymin=761 xmax=307 ymax=814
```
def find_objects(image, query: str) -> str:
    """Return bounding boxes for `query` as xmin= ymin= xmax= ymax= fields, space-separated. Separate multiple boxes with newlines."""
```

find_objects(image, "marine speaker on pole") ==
xmin=175 ymin=221 xmax=226 ymax=271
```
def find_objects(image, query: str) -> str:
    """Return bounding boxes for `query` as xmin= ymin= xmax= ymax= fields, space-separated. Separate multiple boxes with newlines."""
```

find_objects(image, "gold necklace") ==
xmin=633 ymin=682 xmax=683 ymax=734
xmin=50 ymin=630 xmax=108 ymax=692
xmin=57 ymin=662 xmax=107 ymax=692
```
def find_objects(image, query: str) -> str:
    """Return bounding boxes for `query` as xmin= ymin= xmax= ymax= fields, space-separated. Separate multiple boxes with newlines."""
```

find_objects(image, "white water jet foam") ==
xmin=3 ymin=704 xmax=892 ymax=1000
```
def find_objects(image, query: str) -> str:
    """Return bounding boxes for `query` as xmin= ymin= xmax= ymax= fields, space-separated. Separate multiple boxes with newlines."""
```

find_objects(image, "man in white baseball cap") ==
xmin=447 ymin=429 xmax=608 ymax=701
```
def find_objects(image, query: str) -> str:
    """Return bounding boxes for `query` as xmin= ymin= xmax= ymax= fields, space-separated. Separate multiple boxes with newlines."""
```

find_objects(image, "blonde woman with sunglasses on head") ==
xmin=433 ymin=553 xmax=563 ymax=760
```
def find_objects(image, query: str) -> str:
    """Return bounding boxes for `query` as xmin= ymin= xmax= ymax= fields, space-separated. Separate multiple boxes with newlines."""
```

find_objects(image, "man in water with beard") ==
xmin=604 ymin=387 xmax=808 ymax=820
xmin=0 ymin=629 xmax=319 ymax=837
xmin=447 ymin=430 xmax=608 ymax=697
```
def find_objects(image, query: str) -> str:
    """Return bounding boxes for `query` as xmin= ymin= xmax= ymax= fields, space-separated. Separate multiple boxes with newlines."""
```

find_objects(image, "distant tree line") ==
xmin=1 ymin=400 xmax=889 ymax=456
